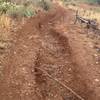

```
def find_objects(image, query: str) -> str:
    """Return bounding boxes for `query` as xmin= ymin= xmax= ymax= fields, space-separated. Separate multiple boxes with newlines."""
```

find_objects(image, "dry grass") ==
xmin=0 ymin=15 xmax=13 ymax=30
xmin=0 ymin=15 xmax=13 ymax=50
xmin=68 ymin=5 xmax=100 ymax=23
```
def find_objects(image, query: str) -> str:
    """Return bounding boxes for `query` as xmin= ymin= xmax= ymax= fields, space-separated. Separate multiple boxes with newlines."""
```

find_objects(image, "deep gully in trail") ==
xmin=0 ymin=6 xmax=99 ymax=100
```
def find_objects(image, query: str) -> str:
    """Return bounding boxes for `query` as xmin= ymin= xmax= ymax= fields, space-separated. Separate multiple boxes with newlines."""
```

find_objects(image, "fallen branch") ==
xmin=35 ymin=67 xmax=85 ymax=100
xmin=74 ymin=10 xmax=98 ymax=30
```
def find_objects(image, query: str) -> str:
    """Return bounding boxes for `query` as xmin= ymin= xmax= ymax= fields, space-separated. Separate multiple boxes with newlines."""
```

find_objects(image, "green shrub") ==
xmin=41 ymin=0 xmax=52 ymax=10
xmin=36 ymin=0 xmax=52 ymax=11
xmin=0 ymin=2 xmax=11 ymax=14
xmin=7 ymin=5 xmax=34 ymax=18
xmin=0 ymin=0 xmax=53 ymax=19
xmin=23 ymin=6 xmax=35 ymax=17
xmin=0 ymin=0 xmax=35 ymax=18
xmin=0 ymin=0 xmax=10 ymax=3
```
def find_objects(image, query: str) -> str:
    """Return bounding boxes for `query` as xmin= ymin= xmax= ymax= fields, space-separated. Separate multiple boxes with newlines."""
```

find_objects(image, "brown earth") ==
xmin=0 ymin=5 xmax=100 ymax=100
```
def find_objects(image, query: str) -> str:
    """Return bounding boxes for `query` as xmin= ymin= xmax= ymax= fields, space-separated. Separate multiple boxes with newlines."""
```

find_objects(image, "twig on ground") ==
xmin=35 ymin=67 xmax=85 ymax=100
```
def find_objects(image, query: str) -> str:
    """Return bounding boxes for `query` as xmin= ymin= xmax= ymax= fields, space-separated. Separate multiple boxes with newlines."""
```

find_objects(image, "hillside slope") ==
xmin=0 ymin=5 xmax=100 ymax=100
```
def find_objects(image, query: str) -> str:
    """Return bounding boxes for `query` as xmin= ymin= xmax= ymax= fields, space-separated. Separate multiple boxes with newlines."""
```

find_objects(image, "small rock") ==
xmin=94 ymin=54 xmax=98 ymax=57
xmin=96 ymin=48 xmax=100 ymax=52
xmin=96 ymin=62 xmax=99 ymax=64
xmin=0 ymin=65 xmax=2 ymax=68
xmin=89 ymin=42 xmax=93 ymax=48
xmin=23 ymin=45 xmax=28 ymax=48
xmin=29 ymin=36 xmax=33 ymax=39
xmin=94 ymin=78 xmax=99 ymax=82
xmin=68 ymin=68 xmax=72 ymax=71
xmin=25 ymin=92 xmax=29 ymax=96
xmin=14 ymin=51 xmax=16 ymax=54
xmin=28 ymin=83 xmax=31 ymax=86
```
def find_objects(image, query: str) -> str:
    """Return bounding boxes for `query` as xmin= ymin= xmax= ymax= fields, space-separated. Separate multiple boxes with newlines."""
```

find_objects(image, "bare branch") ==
xmin=35 ymin=67 xmax=85 ymax=100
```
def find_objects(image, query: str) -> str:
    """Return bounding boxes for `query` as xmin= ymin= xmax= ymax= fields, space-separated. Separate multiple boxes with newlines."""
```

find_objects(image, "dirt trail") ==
xmin=0 ymin=6 xmax=100 ymax=100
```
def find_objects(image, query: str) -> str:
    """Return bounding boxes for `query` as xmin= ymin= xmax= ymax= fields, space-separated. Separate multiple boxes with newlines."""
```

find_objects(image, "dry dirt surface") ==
xmin=0 ymin=5 xmax=100 ymax=100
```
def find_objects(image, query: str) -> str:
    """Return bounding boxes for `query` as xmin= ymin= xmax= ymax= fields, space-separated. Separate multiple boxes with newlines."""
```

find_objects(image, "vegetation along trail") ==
xmin=0 ymin=5 xmax=100 ymax=100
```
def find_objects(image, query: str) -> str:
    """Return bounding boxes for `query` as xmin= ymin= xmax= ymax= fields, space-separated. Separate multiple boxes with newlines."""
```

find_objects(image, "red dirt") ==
xmin=0 ymin=6 xmax=100 ymax=100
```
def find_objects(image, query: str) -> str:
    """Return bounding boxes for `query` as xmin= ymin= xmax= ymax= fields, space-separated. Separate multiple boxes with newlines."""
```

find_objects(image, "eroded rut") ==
xmin=0 ymin=6 xmax=99 ymax=100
